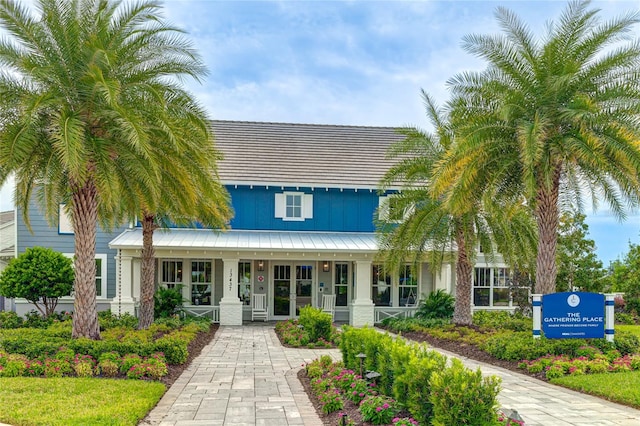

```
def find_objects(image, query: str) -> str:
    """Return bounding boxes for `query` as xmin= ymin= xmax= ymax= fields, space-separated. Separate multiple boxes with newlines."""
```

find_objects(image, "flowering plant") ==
xmin=392 ymin=417 xmax=419 ymax=425
xmin=359 ymin=395 xmax=398 ymax=425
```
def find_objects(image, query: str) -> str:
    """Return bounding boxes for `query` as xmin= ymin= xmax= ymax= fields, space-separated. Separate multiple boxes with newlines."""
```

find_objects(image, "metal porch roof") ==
xmin=109 ymin=228 xmax=379 ymax=253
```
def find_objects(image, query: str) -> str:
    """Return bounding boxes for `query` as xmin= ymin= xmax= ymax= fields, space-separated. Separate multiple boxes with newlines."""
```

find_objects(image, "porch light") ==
xmin=257 ymin=260 xmax=264 ymax=272
xmin=322 ymin=261 xmax=330 ymax=272
xmin=356 ymin=353 xmax=367 ymax=377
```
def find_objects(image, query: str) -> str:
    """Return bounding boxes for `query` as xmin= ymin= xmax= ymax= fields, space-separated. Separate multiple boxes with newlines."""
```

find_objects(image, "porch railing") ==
xmin=182 ymin=305 xmax=220 ymax=323
xmin=374 ymin=306 xmax=419 ymax=323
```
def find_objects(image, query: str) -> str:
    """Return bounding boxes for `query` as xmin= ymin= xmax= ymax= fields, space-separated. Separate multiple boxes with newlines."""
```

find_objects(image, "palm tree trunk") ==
xmin=138 ymin=213 xmax=158 ymax=329
xmin=453 ymin=222 xmax=473 ymax=325
xmin=71 ymin=179 xmax=101 ymax=340
xmin=534 ymin=165 xmax=562 ymax=294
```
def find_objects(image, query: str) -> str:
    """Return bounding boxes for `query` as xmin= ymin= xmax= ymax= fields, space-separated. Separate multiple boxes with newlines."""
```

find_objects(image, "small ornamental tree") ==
xmin=0 ymin=247 xmax=74 ymax=317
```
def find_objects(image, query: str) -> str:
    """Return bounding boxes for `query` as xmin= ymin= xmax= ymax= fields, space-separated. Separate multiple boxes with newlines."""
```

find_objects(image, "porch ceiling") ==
xmin=109 ymin=228 xmax=379 ymax=253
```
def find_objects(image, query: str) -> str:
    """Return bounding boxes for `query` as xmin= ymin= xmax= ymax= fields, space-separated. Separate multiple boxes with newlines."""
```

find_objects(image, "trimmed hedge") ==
xmin=340 ymin=326 xmax=500 ymax=425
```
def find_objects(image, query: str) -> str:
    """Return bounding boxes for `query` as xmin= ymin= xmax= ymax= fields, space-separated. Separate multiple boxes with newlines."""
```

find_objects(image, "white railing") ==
xmin=182 ymin=305 xmax=220 ymax=323
xmin=374 ymin=306 xmax=419 ymax=323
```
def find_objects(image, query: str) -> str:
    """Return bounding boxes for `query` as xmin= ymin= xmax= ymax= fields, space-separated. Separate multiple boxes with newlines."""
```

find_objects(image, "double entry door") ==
xmin=272 ymin=264 xmax=313 ymax=319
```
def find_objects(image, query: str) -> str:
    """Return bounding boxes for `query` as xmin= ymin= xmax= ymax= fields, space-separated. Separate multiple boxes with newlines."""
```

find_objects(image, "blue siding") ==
xmin=17 ymin=202 xmax=128 ymax=299
xmin=228 ymin=185 xmax=384 ymax=232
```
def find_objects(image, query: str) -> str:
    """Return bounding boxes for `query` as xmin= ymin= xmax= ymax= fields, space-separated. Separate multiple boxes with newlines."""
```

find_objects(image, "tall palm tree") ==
xmin=378 ymin=91 xmax=536 ymax=324
xmin=441 ymin=0 xmax=640 ymax=294
xmin=0 ymin=0 xmax=210 ymax=338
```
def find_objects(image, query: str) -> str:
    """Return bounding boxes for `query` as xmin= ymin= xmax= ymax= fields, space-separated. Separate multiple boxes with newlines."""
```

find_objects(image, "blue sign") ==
xmin=542 ymin=292 xmax=605 ymax=339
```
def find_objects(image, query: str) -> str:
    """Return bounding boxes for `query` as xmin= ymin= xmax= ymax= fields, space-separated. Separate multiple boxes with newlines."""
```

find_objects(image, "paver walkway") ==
xmin=142 ymin=323 xmax=640 ymax=426
xmin=141 ymin=323 xmax=340 ymax=426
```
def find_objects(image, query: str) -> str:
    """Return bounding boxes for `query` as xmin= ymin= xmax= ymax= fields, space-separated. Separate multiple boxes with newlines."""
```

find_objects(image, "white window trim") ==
xmin=62 ymin=253 xmax=107 ymax=299
xmin=378 ymin=194 xmax=413 ymax=224
xmin=275 ymin=192 xmax=313 ymax=221
xmin=58 ymin=204 xmax=74 ymax=234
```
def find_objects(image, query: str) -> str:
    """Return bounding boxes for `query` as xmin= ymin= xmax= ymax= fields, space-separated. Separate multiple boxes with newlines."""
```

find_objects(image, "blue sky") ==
xmin=2 ymin=0 xmax=640 ymax=263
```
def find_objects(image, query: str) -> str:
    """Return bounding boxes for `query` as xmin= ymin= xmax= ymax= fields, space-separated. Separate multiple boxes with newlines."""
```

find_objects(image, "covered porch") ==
xmin=109 ymin=228 xmax=454 ymax=326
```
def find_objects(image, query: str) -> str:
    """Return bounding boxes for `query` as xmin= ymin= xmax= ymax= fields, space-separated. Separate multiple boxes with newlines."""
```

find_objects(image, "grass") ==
xmin=551 ymin=371 xmax=640 ymax=408
xmin=0 ymin=377 xmax=166 ymax=426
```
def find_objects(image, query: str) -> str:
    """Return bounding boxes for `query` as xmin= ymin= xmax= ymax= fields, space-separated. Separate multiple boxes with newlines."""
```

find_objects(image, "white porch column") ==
xmin=220 ymin=258 xmax=243 ymax=325
xmin=110 ymin=253 xmax=136 ymax=316
xmin=434 ymin=263 xmax=454 ymax=293
xmin=350 ymin=260 xmax=374 ymax=327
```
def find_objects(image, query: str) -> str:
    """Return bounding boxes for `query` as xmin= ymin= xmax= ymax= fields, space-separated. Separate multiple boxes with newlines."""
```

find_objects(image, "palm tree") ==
xmin=0 ymin=0 xmax=210 ymax=338
xmin=442 ymin=0 xmax=640 ymax=294
xmin=378 ymin=91 xmax=536 ymax=324
xmin=135 ymin=142 xmax=232 ymax=330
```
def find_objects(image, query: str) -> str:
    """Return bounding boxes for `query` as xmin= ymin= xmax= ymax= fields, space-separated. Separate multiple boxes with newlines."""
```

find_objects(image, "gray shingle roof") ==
xmin=212 ymin=120 xmax=405 ymax=189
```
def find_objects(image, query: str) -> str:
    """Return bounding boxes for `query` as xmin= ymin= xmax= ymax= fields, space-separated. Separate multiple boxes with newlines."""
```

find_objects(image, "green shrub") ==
xmin=473 ymin=310 xmax=532 ymax=331
xmin=429 ymin=359 xmax=500 ymax=426
xmin=0 ymin=354 xmax=28 ymax=377
xmin=0 ymin=311 xmax=23 ymax=329
xmin=98 ymin=359 xmax=120 ymax=377
xmin=98 ymin=311 xmax=138 ymax=330
xmin=395 ymin=350 xmax=447 ymax=424
xmin=298 ymin=306 xmax=332 ymax=342
xmin=319 ymin=388 xmax=344 ymax=414
xmin=154 ymin=286 xmax=184 ymax=319
xmin=415 ymin=290 xmax=455 ymax=320
xmin=120 ymin=354 xmax=143 ymax=374
xmin=359 ymin=395 xmax=398 ymax=425
xmin=0 ymin=247 xmax=74 ymax=317
xmin=154 ymin=335 xmax=188 ymax=364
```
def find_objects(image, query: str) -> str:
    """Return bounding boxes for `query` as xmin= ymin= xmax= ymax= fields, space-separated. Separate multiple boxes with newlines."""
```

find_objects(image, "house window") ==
xmin=473 ymin=267 xmax=511 ymax=307
xmin=190 ymin=261 xmax=211 ymax=305
xmin=378 ymin=194 xmax=412 ymax=223
xmin=161 ymin=260 xmax=183 ymax=289
xmin=63 ymin=253 xmax=107 ymax=298
xmin=59 ymin=204 xmax=73 ymax=234
xmin=275 ymin=192 xmax=313 ymax=221
xmin=334 ymin=263 xmax=349 ymax=306
xmin=399 ymin=265 xmax=418 ymax=306
xmin=372 ymin=264 xmax=391 ymax=306
xmin=238 ymin=261 xmax=251 ymax=305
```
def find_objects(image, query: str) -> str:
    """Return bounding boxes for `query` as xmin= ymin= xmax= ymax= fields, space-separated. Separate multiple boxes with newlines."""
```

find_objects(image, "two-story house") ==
xmin=13 ymin=120 xmax=514 ymax=324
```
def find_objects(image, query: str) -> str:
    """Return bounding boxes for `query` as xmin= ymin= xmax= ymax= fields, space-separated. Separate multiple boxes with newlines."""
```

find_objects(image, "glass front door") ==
xmin=295 ymin=264 xmax=313 ymax=315
xmin=272 ymin=264 xmax=314 ymax=318
xmin=273 ymin=265 xmax=291 ymax=316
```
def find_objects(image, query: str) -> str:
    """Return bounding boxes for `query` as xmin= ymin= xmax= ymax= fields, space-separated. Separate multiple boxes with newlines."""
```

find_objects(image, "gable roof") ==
xmin=212 ymin=120 xmax=405 ymax=190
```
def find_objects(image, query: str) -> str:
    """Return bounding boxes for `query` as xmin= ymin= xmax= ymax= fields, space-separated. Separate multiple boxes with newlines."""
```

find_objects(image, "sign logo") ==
xmin=567 ymin=294 xmax=580 ymax=308
xmin=542 ymin=292 xmax=604 ymax=339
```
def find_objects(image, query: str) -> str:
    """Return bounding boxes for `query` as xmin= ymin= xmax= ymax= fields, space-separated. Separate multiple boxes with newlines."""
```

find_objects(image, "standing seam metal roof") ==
xmin=109 ymin=228 xmax=379 ymax=252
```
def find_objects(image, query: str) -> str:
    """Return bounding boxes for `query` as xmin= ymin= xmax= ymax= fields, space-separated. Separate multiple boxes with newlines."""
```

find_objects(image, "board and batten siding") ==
xmin=228 ymin=185 xmax=389 ymax=232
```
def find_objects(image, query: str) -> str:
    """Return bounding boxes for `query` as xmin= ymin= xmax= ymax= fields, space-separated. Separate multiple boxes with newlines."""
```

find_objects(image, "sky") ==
xmin=1 ymin=0 xmax=640 ymax=264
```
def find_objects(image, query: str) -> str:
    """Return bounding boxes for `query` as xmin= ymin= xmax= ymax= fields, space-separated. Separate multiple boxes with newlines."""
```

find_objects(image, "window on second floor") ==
xmin=275 ymin=192 xmax=313 ymax=221
xmin=378 ymin=194 xmax=413 ymax=223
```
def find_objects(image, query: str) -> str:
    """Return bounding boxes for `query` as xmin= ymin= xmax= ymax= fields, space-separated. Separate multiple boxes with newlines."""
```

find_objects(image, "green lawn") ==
xmin=551 ymin=371 xmax=640 ymax=408
xmin=0 ymin=377 xmax=166 ymax=426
